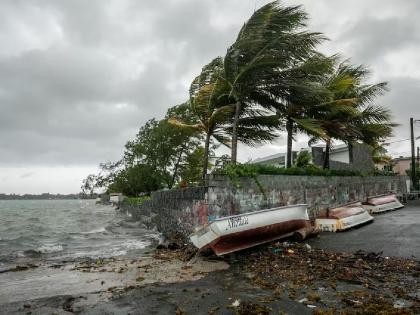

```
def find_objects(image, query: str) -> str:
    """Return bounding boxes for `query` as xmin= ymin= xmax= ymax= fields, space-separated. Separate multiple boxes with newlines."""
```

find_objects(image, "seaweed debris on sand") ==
xmin=1 ymin=242 xmax=418 ymax=314
xmin=234 ymin=242 xmax=419 ymax=314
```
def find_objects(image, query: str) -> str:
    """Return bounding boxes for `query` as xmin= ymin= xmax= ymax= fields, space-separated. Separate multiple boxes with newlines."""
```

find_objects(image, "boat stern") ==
xmin=189 ymin=225 xmax=218 ymax=250
xmin=315 ymin=205 xmax=374 ymax=232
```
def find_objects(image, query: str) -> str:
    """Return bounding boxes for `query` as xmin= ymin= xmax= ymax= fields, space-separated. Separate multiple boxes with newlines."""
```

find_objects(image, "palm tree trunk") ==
xmin=170 ymin=144 xmax=186 ymax=188
xmin=202 ymin=132 xmax=211 ymax=184
xmin=323 ymin=140 xmax=331 ymax=169
xmin=286 ymin=118 xmax=293 ymax=168
xmin=231 ymin=101 xmax=241 ymax=164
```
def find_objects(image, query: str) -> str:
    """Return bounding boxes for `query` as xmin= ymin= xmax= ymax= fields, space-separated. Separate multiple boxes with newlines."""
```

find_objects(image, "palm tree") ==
xmin=223 ymin=1 xmax=326 ymax=164
xmin=169 ymin=57 xmax=233 ymax=182
xmin=169 ymin=57 xmax=279 ymax=182
xmin=248 ymin=53 xmax=335 ymax=167
xmin=309 ymin=61 xmax=396 ymax=168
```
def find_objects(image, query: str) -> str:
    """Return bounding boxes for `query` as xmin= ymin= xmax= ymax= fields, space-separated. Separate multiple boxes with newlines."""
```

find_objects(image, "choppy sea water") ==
xmin=0 ymin=199 xmax=159 ymax=269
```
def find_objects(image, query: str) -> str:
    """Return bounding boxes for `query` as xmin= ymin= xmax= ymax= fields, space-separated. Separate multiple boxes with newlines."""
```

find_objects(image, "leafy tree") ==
xmin=108 ymin=164 xmax=161 ymax=196
xmin=125 ymin=103 xmax=202 ymax=189
xmin=294 ymin=150 xmax=311 ymax=168
xmin=81 ymin=174 xmax=97 ymax=196
xmin=179 ymin=147 xmax=208 ymax=186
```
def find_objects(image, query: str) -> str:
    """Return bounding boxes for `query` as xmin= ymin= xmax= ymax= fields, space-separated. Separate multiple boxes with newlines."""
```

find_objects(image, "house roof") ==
xmin=392 ymin=156 xmax=412 ymax=161
xmin=252 ymin=152 xmax=287 ymax=163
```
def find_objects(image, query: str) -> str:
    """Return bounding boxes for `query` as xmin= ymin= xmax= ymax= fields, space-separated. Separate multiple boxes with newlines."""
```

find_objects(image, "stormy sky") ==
xmin=1 ymin=0 xmax=419 ymax=194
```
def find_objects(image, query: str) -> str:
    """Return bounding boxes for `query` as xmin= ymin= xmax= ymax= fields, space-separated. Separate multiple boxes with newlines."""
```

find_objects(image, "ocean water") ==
xmin=0 ymin=200 xmax=158 ymax=268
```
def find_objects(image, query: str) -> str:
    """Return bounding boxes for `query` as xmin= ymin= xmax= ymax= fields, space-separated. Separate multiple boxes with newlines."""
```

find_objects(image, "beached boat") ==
xmin=362 ymin=193 xmax=404 ymax=214
xmin=190 ymin=204 xmax=311 ymax=256
xmin=315 ymin=202 xmax=374 ymax=232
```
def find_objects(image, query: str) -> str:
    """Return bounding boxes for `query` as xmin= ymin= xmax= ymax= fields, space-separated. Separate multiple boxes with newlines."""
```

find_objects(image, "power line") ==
xmin=383 ymin=136 xmax=420 ymax=145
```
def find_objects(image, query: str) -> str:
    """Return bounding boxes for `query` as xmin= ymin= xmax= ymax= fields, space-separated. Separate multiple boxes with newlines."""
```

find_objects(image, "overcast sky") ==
xmin=1 ymin=0 xmax=419 ymax=194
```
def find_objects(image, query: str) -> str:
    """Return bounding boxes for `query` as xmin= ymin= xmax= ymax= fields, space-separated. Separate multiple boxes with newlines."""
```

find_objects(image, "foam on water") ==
xmin=36 ymin=244 xmax=64 ymax=254
xmin=0 ymin=200 xmax=158 ymax=266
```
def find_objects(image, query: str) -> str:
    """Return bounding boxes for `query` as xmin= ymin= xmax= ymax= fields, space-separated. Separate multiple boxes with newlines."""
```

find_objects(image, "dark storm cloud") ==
xmin=0 ymin=0 xmax=419 ymax=169
xmin=336 ymin=16 xmax=420 ymax=64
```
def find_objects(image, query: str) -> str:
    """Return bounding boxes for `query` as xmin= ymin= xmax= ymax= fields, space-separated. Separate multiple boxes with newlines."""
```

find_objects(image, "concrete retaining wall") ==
xmin=123 ymin=175 xmax=407 ymax=241
xmin=123 ymin=187 xmax=208 ymax=241
xmin=207 ymin=175 xmax=407 ymax=219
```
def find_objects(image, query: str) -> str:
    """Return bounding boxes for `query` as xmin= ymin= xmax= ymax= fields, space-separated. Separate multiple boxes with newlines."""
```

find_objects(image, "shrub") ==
xmin=121 ymin=196 xmax=151 ymax=206
xmin=214 ymin=163 xmax=364 ymax=177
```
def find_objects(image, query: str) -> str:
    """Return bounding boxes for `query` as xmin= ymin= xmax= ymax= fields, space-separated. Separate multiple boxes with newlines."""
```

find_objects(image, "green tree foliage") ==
xmin=169 ymin=58 xmax=233 ymax=182
xmin=307 ymin=60 xmax=396 ymax=169
xmin=80 ymin=174 xmax=97 ymax=196
xmin=124 ymin=103 xmax=203 ymax=190
xmin=294 ymin=150 xmax=312 ymax=168
xmin=223 ymin=1 xmax=325 ymax=163
xmin=169 ymin=57 xmax=279 ymax=182
xmin=84 ymin=104 xmax=205 ymax=196
xmin=179 ymin=147 xmax=208 ymax=186
xmin=107 ymin=164 xmax=161 ymax=195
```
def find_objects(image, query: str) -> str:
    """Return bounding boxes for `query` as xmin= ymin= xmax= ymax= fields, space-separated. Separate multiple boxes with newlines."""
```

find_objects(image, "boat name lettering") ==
xmin=226 ymin=216 xmax=249 ymax=230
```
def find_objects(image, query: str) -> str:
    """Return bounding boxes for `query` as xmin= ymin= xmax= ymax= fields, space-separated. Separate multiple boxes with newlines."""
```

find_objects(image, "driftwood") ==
xmin=293 ymin=226 xmax=321 ymax=242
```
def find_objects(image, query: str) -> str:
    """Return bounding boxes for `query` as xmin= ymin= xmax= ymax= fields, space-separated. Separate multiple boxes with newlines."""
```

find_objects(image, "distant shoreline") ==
xmin=0 ymin=194 xmax=97 ymax=201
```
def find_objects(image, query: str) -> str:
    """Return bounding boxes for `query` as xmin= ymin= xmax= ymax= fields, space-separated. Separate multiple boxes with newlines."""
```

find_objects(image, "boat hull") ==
xmin=315 ymin=203 xmax=374 ymax=232
xmin=190 ymin=204 xmax=310 ymax=256
xmin=362 ymin=194 xmax=404 ymax=214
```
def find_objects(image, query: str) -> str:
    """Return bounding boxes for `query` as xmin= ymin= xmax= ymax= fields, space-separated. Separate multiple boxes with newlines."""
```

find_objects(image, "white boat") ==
xmin=189 ymin=204 xmax=311 ymax=256
xmin=362 ymin=194 xmax=404 ymax=214
xmin=315 ymin=202 xmax=374 ymax=232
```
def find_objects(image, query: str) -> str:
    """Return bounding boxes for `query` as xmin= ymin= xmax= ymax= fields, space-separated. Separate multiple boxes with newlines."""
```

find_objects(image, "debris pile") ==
xmin=237 ymin=242 xmax=419 ymax=314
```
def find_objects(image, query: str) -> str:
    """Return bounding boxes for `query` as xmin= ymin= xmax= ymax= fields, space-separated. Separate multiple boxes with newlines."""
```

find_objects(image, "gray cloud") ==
xmin=20 ymin=172 xmax=35 ymax=179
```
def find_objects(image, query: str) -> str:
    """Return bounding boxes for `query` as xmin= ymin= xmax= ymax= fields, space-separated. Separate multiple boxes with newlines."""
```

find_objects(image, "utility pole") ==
xmin=417 ymin=146 xmax=420 ymax=190
xmin=410 ymin=118 xmax=417 ymax=190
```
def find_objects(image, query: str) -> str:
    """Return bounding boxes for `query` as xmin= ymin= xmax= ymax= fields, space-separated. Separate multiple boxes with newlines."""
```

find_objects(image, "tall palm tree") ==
xmin=309 ymin=61 xmax=396 ymax=168
xmin=248 ymin=53 xmax=336 ymax=167
xmin=223 ymin=1 xmax=325 ymax=164
xmin=169 ymin=58 xmax=280 ymax=181
xmin=169 ymin=57 xmax=233 ymax=182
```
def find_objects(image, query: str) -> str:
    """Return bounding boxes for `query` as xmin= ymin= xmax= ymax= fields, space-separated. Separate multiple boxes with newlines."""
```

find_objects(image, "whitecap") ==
xmin=36 ymin=244 xmax=64 ymax=254
xmin=80 ymin=227 xmax=106 ymax=234
xmin=123 ymin=239 xmax=151 ymax=250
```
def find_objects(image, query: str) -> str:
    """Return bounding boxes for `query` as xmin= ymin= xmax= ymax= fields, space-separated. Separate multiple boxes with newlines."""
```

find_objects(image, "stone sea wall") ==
xmin=123 ymin=175 xmax=408 ymax=240
xmin=207 ymin=175 xmax=407 ymax=220
xmin=123 ymin=187 xmax=208 ymax=241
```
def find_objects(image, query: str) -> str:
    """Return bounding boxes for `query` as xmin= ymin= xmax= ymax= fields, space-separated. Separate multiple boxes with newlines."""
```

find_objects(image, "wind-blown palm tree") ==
xmin=169 ymin=58 xmax=280 ymax=181
xmin=223 ymin=1 xmax=326 ymax=164
xmin=308 ymin=61 xmax=396 ymax=168
xmin=169 ymin=58 xmax=233 ymax=182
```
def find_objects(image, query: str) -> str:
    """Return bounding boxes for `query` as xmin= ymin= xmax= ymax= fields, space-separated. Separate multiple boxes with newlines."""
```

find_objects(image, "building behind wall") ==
xmin=312 ymin=143 xmax=374 ymax=172
xmin=252 ymin=151 xmax=298 ymax=168
xmin=392 ymin=157 xmax=413 ymax=175
xmin=251 ymin=143 xmax=374 ymax=172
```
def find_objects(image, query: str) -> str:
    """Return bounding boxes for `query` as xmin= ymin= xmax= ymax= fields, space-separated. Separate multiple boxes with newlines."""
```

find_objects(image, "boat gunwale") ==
xmin=208 ymin=204 xmax=308 ymax=223
xmin=365 ymin=193 xmax=397 ymax=200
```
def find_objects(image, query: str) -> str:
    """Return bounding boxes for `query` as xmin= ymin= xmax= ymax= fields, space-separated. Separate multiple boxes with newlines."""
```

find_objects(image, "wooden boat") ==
xmin=362 ymin=193 xmax=404 ymax=214
xmin=189 ymin=204 xmax=311 ymax=256
xmin=315 ymin=202 xmax=374 ymax=232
